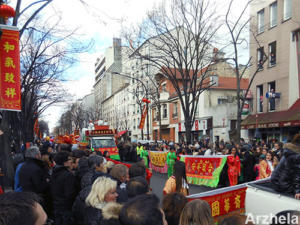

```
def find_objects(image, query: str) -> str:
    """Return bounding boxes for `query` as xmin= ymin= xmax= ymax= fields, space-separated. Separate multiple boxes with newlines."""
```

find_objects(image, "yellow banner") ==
xmin=149 ymin=151 xmax=168 ymax=167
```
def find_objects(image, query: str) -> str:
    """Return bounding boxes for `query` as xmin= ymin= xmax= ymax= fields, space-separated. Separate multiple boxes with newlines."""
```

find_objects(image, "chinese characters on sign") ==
xmin=91 ymin=130 xmax=114 ymax=135
xmin=188 ymin=187 xmax=247 ymax=218
xmin=97 ymin=147 xmax=118 ymax=155
xmin=149 ymin=151 xmax=168 ymax=167
xmin=0 ymin=26 xmax=21 ymax=111
xmin=185 ymin=157 xmax=222 ymax=179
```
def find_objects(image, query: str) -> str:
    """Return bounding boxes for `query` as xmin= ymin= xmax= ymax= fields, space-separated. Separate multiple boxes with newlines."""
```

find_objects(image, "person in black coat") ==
xmin=242 ymin=146 xmax=256 ymax=182
xmin=72 ymin=185 xmax=92 ymax=225
xmin=18 ymin=146 xmax=49 ymax=195
xmin=81 ymin=155 xmax=107 ymax=189
xmin=50 ymin=151 xmax=77 ymax=225
xmin=109 ymin=164 xmax=129 ymax=203
xmin=271 ymin=134 xmax=300 ymax=200
xmin=72 ymin=170 xmax=111 ymax=225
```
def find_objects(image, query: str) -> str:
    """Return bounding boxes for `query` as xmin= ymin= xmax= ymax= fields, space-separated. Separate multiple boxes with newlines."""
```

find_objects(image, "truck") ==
xmin=187 ymin=178 xmax=300 ymax=225
xmin=84 ymin=123 xmax=120 ymax=160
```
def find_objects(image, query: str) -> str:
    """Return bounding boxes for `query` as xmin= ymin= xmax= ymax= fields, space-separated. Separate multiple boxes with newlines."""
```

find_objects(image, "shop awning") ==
xmin=242 ymin=99 xmax=300 ymax=129
xmin=118 ymin=130 xmax=128 ymax=137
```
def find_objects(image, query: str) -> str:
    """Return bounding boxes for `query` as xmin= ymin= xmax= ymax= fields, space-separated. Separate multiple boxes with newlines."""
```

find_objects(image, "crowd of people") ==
xmin=119 ymin=135 xmax=299 ymax=198
xmin=0 ymin=133 xmax=299 ymax=225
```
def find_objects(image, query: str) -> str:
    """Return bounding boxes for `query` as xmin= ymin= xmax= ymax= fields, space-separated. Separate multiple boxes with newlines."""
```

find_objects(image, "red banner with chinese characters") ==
xmin=34 ymin=118 xmax=39 ymax=137
xmin=96 ymin=147 xmax=119 ymax=155
xmin=0 ymin=25 xmax=21 ymax=111
xmin=188 ymin=187 xmax=247 ymax=219
xmin=185 ymin=157 xmax=223 ymax=179
xmin=138 ymin=105 xmax=147 ymax=129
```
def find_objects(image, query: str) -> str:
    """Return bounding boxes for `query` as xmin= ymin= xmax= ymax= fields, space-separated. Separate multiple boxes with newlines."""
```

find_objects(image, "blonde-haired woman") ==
xmin=84 ymin=176 xmax=120 ymax=225
xmin=179 ymin=199 xmax=214 ymax=225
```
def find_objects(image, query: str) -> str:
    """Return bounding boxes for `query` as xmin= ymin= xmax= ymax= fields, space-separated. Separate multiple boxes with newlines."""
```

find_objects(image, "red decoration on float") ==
xmin=0 ymin=4 xmax=15 ymax=19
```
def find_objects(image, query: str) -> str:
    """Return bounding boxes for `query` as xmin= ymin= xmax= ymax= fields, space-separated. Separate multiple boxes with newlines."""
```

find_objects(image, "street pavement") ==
xmin=150 ymin=171 xmax=215 ymax=201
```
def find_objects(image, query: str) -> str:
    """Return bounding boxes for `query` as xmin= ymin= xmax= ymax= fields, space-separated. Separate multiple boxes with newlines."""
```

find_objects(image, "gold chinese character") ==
xmin=3 ymin=42 xmax=15 ymax=53
xmin=197 ymin=162 xmax=202 ymax=171
xmin=192 ymin=162 xmax=196 ymax=171
xmin=211 ymin=201 xmax=220 ymax=217
xmin=202 ymin=162 xmax=207 ymax=172
xmin=5 ymin=57 xmax=16 ymax=68
xmin=5 ymin=73 xmax=15 ymax=83
xmin=224 ymin=198 xmax=230 ymax=213
xmin=235 ymin=195 xmax=241 ymax=209
xmin=5 ymin=88 xmax=16 ymax=98
xmin=208 ymin=163 xmax=213 ymax=173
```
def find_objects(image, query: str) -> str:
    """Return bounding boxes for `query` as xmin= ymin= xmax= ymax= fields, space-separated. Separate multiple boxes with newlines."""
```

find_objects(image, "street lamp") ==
xmin=113 ymin=72 xmax=150 ymax=140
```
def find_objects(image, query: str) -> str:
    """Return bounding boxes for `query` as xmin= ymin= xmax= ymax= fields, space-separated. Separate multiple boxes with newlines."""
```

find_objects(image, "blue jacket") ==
xmin=14 ymin=162 xmax=25 ymax=192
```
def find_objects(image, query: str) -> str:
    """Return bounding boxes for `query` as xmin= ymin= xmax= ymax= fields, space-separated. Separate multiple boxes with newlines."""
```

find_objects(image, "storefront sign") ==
xmin=0 ymin=25 xmax=21 ymax=111
xmin=267 ymin=123 xmax=279 ymax=128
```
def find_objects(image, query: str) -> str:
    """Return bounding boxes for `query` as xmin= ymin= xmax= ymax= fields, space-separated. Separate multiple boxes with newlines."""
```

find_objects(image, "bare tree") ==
xmin=39 ymin=120 xmax=49 ymax=137
xmin=224 ymin=0 xmax=268 ymax=142
xmin=71 ymin=102 xmax=85 ymax=130
xmin=123 ymin=0 xmax=220 ymax=144
xmin=57 ymin=109 xmax=73 ymax=134
xmin=0 ymin=0 xmax=94 ymax=186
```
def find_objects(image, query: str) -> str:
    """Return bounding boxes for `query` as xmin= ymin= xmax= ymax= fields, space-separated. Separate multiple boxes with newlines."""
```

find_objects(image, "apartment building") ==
xmin=242 ymin=0 xmax=300 ymax=142
xmin=93 ymin=38 xmax=130 ymax=118
xmin=152 ymin=60 xmax=249 ymax=143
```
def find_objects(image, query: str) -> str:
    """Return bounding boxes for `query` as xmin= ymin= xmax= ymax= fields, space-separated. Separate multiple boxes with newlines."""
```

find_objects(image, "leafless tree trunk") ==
xmin=224 ymin=0 xmax=268 ymax=143
xmin=122 ymin=0 xmax=220 ymax=144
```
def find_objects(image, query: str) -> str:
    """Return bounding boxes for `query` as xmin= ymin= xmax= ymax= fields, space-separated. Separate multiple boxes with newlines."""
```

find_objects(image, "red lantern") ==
xmin=0 ymin=4 xmax=15 ymax=19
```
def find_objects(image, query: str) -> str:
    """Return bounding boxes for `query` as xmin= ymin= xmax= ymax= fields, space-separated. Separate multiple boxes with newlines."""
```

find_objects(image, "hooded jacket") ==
xmin=271 ymin=143 xmax=300 ymax=195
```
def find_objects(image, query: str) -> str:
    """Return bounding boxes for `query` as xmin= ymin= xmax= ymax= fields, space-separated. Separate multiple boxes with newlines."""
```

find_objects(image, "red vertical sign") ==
xmin=179 ymin=123 xmax=181 ymax=132
xmin=195 ymin=120 xmax=199 ymax=131
xmin=138 ymin=105 xmax=147 ymax=129
xmin=0 ymin=25 xmax=21 ymax=111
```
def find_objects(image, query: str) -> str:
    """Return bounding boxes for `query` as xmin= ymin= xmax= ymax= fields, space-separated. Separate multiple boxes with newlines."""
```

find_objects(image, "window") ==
xmin=210 ymin=75 xmax=219 ymax=86
xmin=162 ymin=83 xmax=167 ymax=92
xmin=257 ymin=9 xmax=265 ymax=33
xmin=218 ymin=98 xmax=229 ymax=105
xmin=268 ymin=82 xmax=276 ymax=111
xmin=163 ymin=104 xmax=167 ymax=118
xmin=269 ymin=2 xmax=277 ymax=28
xmin=133 ymin=119 xmax=136 ymax=129
xmin=173 ymin=102 xmax=178 ymax=117
xmin=283 ymin=0 xmax=292 ymax=21
xmin=257 ymin=47 xmax=264 ymax=69
xmin=257 ymin=85 xmax=263 ymax=112
xmin=269 ymin=41 xmax=276 ymax=66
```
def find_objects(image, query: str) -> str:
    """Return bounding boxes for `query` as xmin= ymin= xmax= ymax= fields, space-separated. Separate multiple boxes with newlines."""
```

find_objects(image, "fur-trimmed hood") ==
xmin=283 ymin=143 xmax=300 ymax=154
xmin=102 ymin=202 xmax=122 ymax=220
